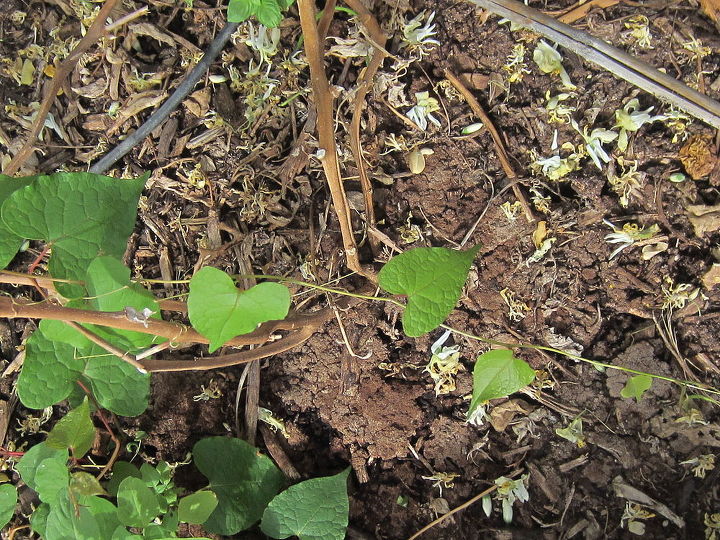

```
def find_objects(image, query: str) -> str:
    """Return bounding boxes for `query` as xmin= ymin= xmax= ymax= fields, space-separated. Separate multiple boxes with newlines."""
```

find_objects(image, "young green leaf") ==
xmin=16 ymin=443 xmax=68 ymax=493
xmin=469 ymin=349 xmax=535 ymax=415
xmin=178 ymin=491 xmax=218 ymax=524
xmin=378 ymin=246 xmax=480 ymax=337
xmin=80 ymin=495 xmax=124 ymax=539
xmin=620 ymin=374 xmax=652 ymax=402
xmin=30 ymin=503 xmax=51 ymax=537
xmin=188 ymin=267 xmax=291 ymax=352
xmin=116 ymin=476 xmax=161 ymax=528
xmin=1 ymin=172 xmax=147 ymax=298
xmin=106 ymin=462 xmax=142 ymax=498
xmin=193 ymin=437 xmax=284 ymax=535
xmin=261 ymin=469 xmax=350 ymax=540
xmin=0 ymin=483 xmax=17 ymax=530
xmin=46 ymin=397 xmax=96 ymax=458
xmin=0 ymin=174 xmax=34 ymax=268
xmin=70 ymin=472 xmax=108 ymax=498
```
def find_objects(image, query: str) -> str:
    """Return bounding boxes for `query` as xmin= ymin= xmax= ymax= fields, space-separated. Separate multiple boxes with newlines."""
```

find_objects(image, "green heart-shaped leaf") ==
xmin=188 ymin=267 xmax=291 ymax=353
xmin=378 ymin=246 xmax=480 ymax=337
xmin=469 ymin=349 xmax=535 ymax=415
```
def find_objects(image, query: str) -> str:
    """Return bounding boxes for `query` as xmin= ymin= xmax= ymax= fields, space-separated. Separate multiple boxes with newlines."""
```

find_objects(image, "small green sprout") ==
xmin=706 ymin=513 xmax=720 ymax=540
xmin=421 ymin=471 xmax=459 ymax=496
xmin=500 ymin=288 xmax=529 ymax=321
xmin=607 ymin=157 xmax=642 ymax=207
xmin=503 ymin=43 xmax=531 ymax=85
xmin=482 ymin=474 xmax=530 ymax=523
xmin=533 ymin=40 xmax=575 ymax=89
xmin=193 ymin=379 xmax=222 ymax=402
xmin=621 ymin=502 xmax=655 ymax=535
xmin=461 ymin=122 xmax=484 ymax=134
xmin=661 ymin=278 xmax=700 ymax=310
xmin=680 ymin=454 xmax=715 ymax=478
xmin=500 ymin=200 xmax=522 ymax=221
xmin=545 ymin=91 xmax=575 ymax=124
xmin=624 ymin=15 xmax=653 ymax=49
xmin=614 ymin=98 xmax=665 ymax=152
xmin=571 ymin=120 xmax=618 ymax=170
xmin=426 ymin=330 xmax=464 ymax=395
xmin=258 ymin=407 xmax=289 ymax=438
xmin=400 ymin=11 xmax=441 ymax=58
xmin=555 ymin=416 xmax=586 ymax=447
xmin=662 ymin=107 xmax=693 ymax=143
xmin=604 ymin=220 xmax=660 ymax=260
xmin=669 ymin=172 xmax=687 ymax=182
xmin=245 ymin=23 xmax=281 ymax=65
xmin=406 ymin=91 xmax=441 ymax=130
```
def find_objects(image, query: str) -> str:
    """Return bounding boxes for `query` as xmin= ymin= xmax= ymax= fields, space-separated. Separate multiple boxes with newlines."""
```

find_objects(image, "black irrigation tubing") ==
xmin=89 ymin=21 xmax=240 ymax=175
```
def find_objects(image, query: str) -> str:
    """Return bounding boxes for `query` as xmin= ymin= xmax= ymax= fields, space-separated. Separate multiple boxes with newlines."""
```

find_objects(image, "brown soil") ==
xmin=1 ymin=0 xmax=720 ymax=538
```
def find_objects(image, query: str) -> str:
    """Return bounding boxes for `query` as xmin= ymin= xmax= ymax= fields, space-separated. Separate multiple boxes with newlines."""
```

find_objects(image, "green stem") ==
xmin=142 ymin=272 xmax=720 ymax=399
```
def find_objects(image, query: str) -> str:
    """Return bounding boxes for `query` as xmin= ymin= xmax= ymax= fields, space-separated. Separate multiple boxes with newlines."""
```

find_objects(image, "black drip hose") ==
xmin=89 ymin=21 xmax=240 ymax=175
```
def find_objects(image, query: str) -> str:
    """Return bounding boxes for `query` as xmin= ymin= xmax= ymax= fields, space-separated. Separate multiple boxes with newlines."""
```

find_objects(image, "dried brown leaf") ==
xmin=699 ymin=0 xmax=720 ymax=24
xmin=686 ymin=203 xmax=720 ymax=236
xmin=108 ymin=91 xmax=166 ymax=135
xmin=489 ymin=399 xmax=532 ymax=432
xmin=72 ymin=78 xmax=109 ymax=99
xmin=679 ymin=134 xmax=717 ymax=180
xmin=702 ymin=263 xmax=720 ymax=289
xmin=128 ymin=23 xmax=176 ymax=48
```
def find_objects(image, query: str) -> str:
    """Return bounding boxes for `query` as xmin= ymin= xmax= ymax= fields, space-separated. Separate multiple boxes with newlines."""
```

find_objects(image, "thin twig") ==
xmin=407 ymin=469 xmax=523 ymax=539
xmin=468 ymin=0 xmax=720 ymax=128
xmin=444 ymin=69 xmax=534 ymax=224
xmin=63 ymin=320 xmax=147 ymax=372
xmin=2 ymin=0 xmax=122 ymax=176
xmin=297 ymin=0 xmax=364 ymax=276
xmin=344 ymin=0 xmax=387 ymax=258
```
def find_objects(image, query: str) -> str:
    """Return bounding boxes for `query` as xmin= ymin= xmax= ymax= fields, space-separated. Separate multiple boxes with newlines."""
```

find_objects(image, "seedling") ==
xmin=604 ymin=220 xmax=660 ymax=260
xmin=621 ymin=502 xmax=655 ymax=535
xmin=555 ymin=416 xmax=586 ymax=447
xmin=533 ymin=40 xmax=575 ymax=89
xmin=614 ymin=98 xmax=665 ymax=152
xmin=406 ymin=91 xmax=441 ymax=131
xmin=482 ymin=474 xmax=530 ymax=523
xmin=624 ymin=15 xmax=653 ymax=49
xmin=400 ymin=11 xmax=441 ymax=59
xmin=680 ymin=454 xmax=715 ymax=478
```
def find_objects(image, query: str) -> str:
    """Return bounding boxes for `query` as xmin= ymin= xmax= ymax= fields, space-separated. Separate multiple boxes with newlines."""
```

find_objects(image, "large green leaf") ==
xmin=83 ymin=256 xmax=162 ymax=350
xmin=83 ymin=354 xmax=150 ymax=417
xmin=227 ymin=0 xmax=260 ymax=22
xmin=0 ymin=174 xmax=34 ymax=268
xmin=80 ymin=495 xmax=123 ymax=539
xmin=193 ymin=437 xmax=284 ymax=535
xmin=1 ymin=172 xmax=147 ymax=298
xmin=0 ymin=483 xmax=17 ymax=530
xmin=34 ymin=458 xmax=69 ymax=504
xmin=378 ymin=246 xmax=480 ymax=337
xmin=261 ymin=469 xmax=350 ymax=540
xmin=188 ymin=267 xmax=291 ymax=352
xmin=469 ymin=350 xmax=535 ymax=415
xmin=256 ymin=0 xmax=282 ymax=27
xmin=17 ymin=326 xmax=84 ymax=409
xmin=46 ymin=398 xmax=96 ymax=458
xmin=116 ymin=476 xmax=161 ymax=528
